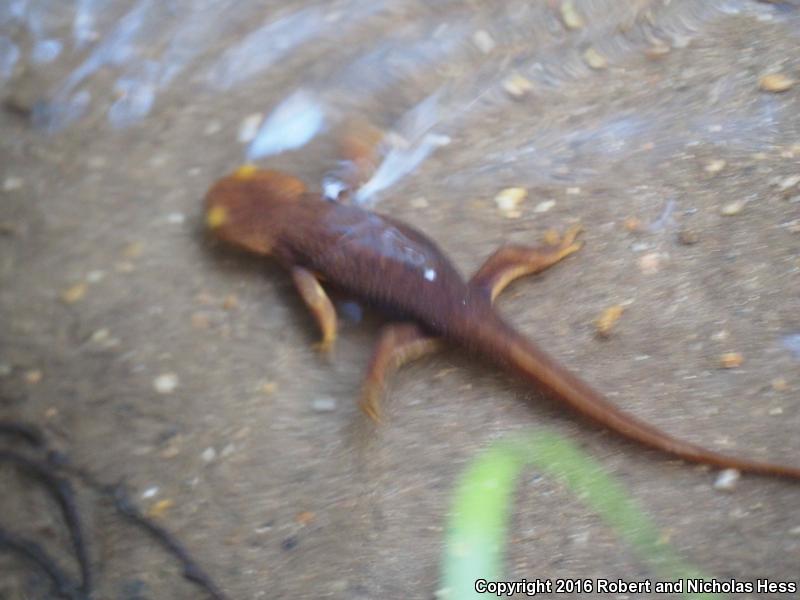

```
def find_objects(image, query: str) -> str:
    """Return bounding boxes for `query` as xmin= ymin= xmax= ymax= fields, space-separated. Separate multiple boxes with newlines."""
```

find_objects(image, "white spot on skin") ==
xmin=424 ymin=268 xmax=437 ymax=282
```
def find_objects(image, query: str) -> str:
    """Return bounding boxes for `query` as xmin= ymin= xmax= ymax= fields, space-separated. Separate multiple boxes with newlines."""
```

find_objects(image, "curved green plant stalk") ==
xmin=441 ymin=430 xmax=724 ymax=600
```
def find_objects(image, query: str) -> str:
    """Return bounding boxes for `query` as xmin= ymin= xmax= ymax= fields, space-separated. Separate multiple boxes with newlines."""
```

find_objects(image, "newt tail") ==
xmin=456 ymin=312 xmax=800 ymax=479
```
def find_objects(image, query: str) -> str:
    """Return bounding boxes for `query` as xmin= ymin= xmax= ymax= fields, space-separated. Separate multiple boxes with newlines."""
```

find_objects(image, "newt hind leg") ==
xmin=359 ymin=323 xmax=442 ymax=422
xmin=469 ymin=224 xmax=583 ymax=302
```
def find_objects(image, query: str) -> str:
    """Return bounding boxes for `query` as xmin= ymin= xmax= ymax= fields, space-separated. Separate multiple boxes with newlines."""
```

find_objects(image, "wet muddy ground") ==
xmin=1 ymin=1 xmax=799 ymax=598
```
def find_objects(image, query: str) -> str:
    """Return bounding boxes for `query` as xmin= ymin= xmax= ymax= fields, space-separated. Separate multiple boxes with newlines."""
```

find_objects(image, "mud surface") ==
xmin=1 ymin=1 xmax=799 ymax=598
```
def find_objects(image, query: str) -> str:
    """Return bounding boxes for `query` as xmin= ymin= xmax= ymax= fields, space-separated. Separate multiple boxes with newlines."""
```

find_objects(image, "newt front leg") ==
xmin=291 ymin=266 xmax=338 ymax=354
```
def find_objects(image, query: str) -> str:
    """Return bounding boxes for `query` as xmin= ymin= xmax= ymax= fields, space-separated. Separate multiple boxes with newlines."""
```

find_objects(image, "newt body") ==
xmin=206 ymin=166 xmax=800 ymax=480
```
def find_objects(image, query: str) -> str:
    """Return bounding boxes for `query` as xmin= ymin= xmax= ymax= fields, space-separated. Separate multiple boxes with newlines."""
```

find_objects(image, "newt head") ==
xmin=204 ymin=166 xmax=306 ymax=255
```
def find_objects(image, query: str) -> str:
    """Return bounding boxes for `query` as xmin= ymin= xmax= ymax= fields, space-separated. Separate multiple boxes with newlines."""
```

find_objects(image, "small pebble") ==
xmin=711 ymin=329 xmax=729 ymax=342
xmin=281 ymin=536 xmax=299 ymax=551
xmin=149 ymin=154 xmax=169 ymax=168
xmin=759 ymin=73 xmax=795 ymax=93
xmin=472 ymin=30 xmax=495 ymax=54
xmin=566 ymin=186 xmax=581 ymax=195
xmin=771 ymin=377 xmax=788 ymax=392
xmin=595 ymin=305 xmax=624 ymax=338
xmin=778 ymin=175 xmax=800 ymax=191
xmin=238 ymin=113 xmax=263 ymax=143
xmin=196 ymin=292 xmax=215 ymax=305
xmin=637 ymin=253 xmax=661 ymax=275
xmin=583 ymin=47 xmax=608 ymax=70
xmin=410 ymin=197 xmax=429 ymax=209
xmin=141 ymin=486 xmax=159 ymax=499
xmin=623 ymin=217 xmax=643 ymax=233
xmin=0 ymin=363 xmax=12 ymax=377
xmin=223 ymin=294 xmax=239 ymax=310
xmin=24 ymin=369 xmax=43 ymax=384
xmin=86 ymin=270 xmax=105 ymax=283
xmin=295 ymin=511 xmax=316 ymax=525
xmin=90 ymin=328 xmax=110 ymax=343
xmin=678 ymin=229 xmax=699 ymax=245
xmin=153 ymin=373 xmax=179 ymax=394
xmin=122 ymin=241 xmax=143 ymax=259
xmin=3 ymin=177 xmax=23 ymax=191
xmin=261 ymin=382 xmax=278 ymax=395
xmin=201 ymin=446 xmax=217 ymax=462
xmin=166 ymin=212 xmax=185 ymax=225
xmin=204 ymin=120 xmax=222 ymax=136
xmin=311 ymin=397 xmax=337 ymax=412
xmin=704 ymin=159 xmax=726 ymax=174
xmin=720 ymin=201 xmax=744 ymax=216
xmin=494 ymin=187 xmax=527 ymax=215
xmin=789 ymin=526 xmax=800 ymax=536
xmin=254 ymin=522 xmax=274 ymax=534
xmin=533 ymin=200 xmax=555 ymax=213
xmin=146 ymin=498 xmax=174 ymax=519
xmin=570 ymin=529 xmax=591 ymax=546
xmin=221 ymin=443 xmax=236 ymax=457
xmin=502 ymin=73 xmax=534 ymax=99
xmin=768 ymin=407 xmax=783 ymax=416
xmin=783 ymin=333 xmax=800 ymax=359
xmin=713 ymin=469 xmax=740 ymax=491
xmin=161 ymin=445 xmax=180 ymax=459
xmin=87 ymin=156 xmax=107 ymax=169
xmin=0 ymin=222 xmax=18 ymax=236
xmin=560 ymin=1 xmax=584 ymax=30
xmin=720 ymin=352 xmax=744 ymax=369
xmin=61 ymin=282 xmax=88 ymax=304
xmin=674 ymin=35 xmax=691 ymax=49
xmin=645 ymin=44 xmax=670 ymax=59
xmin=191 ymin=312 xmax=211 ymax=330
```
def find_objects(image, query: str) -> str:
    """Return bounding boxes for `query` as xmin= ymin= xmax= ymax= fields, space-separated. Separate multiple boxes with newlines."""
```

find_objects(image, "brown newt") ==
xmin=205 ymin=165 xmax=800 ymax=480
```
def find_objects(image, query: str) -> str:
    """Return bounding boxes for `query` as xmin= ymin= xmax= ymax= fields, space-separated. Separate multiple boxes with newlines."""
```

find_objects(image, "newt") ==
xmin=204 ymin=165 xmax=800 ymax=480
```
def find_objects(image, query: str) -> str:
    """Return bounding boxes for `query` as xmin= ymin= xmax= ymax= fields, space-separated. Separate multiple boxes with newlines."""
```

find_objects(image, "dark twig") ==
xmin=0 ymin=449 xmax=92 ymax=595
xmin=1 ymin=421 xmax=227 ymax=599
xmin=108 ymin=485 xmax=228 ymax=600
xmin=63 ymin=454 xmax=229 ymax=600
xmin=0 ymin=525 xmax=85 ymax=600
xmin=0 ymin=420 xmax=46 ymax=448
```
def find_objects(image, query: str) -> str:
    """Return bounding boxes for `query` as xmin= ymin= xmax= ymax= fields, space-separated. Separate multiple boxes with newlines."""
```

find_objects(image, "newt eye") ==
xmin=206 ymin=205 xmax=228 ymax=229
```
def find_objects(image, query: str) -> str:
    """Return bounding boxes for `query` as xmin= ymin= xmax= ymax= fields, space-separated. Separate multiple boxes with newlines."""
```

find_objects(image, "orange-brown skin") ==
xmin=206 ymin=167 xmax=800 ymax=480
